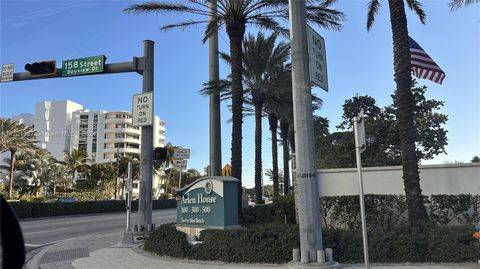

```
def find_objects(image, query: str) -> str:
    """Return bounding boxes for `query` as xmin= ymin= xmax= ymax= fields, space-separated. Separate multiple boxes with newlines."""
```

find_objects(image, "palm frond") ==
xmin=124 ymin=2 xmax=211 ymax=16
xmin=449 ymin=0 xmax=480 ymax=10
xmin=202 ymin=16 xmax=225 ymax=43
xmin=367 ymin=0 xmax=381 ymax=31
xmin=406 ymin=0 xmax=426 ymax=24
xmin=161 ymin=20 xmax=209 ymax=32
xmin=249 ymin=15 xmax=290 ymax=37
xmin=306 ymin=5 xmax=346 ymax=31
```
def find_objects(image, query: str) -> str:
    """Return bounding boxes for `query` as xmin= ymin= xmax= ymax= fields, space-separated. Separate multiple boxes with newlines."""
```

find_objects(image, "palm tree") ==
xmin=241 ymin=32 xmax=289 ymax=204
xmin=213 ymin=32 xmax=291 ymax=202
xmin=0 ymin=119 xmax=38 ymax=199
xmin=124 ymin=0 xmax=345 ymax=210
xmin=63 ymin=148 xmax=89 ymax=187
xmin=45 ymin=161 xmax=70 ymax=196
xmin=449 ymin=0 xmax=479 ymax=10
xmin=366 ymin=0 xmax=428 ymax=226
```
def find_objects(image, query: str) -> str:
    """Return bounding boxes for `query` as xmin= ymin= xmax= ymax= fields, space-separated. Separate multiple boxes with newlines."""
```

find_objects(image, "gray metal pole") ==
xmin=138 ymin=40 xmax=154 ymax=229
xmin=178 ymin=169 xmax=182 ymax=188
xmin=127 ymin=162 xmax=132 ymax=231
xmin=208 ymin=0 xmax=222 ymax=176
xmin=288 ymin=0 xmax=323 ymax=263
xmin=354 ymin=119 xmax=370 ymax=269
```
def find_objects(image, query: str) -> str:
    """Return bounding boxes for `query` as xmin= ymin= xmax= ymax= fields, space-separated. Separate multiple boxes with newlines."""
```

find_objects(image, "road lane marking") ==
xmin=24 ymin=228 xmax=67 ymax=235
xmin=25 ymin=243 xmax=42 ymax=247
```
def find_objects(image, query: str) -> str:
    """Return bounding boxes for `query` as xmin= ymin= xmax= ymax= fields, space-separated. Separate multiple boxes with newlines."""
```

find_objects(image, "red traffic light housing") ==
xmin=25 ymin=60 xmax=57 ymax=77
xmin=154 ymin=147 xmax=168 ymax=161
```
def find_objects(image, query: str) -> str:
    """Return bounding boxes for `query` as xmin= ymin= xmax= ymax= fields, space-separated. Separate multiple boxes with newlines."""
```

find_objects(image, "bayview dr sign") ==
xmin=132 ymin=92 xmax=153 ymax=127
xmin=62 ymin=55 xmax=105 ymax=77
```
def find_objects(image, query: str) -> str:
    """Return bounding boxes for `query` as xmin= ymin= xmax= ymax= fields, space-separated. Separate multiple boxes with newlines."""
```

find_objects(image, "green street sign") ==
xmin=62 ymin=55 xmax=105 ymax=77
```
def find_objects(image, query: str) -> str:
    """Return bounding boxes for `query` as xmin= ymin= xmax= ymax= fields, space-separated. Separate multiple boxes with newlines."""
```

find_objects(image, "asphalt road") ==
xmin=19 ymin=209 xmax=177 ymax=250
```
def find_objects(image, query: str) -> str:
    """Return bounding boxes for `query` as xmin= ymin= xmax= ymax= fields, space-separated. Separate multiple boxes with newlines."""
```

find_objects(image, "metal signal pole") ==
xmin=137 ymin=40 xmax=154 ymax=231
xmin=288 ymin=0 xmax=336 ymax=266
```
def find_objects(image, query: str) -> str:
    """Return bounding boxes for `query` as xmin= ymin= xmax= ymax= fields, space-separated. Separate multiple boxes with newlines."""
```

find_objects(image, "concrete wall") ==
xmin=317 ymin=163 xmax=480 ymax=196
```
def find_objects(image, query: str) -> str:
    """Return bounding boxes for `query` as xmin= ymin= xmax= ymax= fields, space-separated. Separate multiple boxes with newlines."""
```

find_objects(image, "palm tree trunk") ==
xmin=268 ymin=113 xmax=279 ymax=197
xmin=226 ymin=22 xmax=246 ymax=211
xmin=254 ymin=103 xmax=264 ymax=204
xmin=8 ymin=150 xmax=16 ymax=199
xmin=388 ymin=0 xmax=427 ymax=226
xmin=280 ymin=120 xmax=290 ymax=195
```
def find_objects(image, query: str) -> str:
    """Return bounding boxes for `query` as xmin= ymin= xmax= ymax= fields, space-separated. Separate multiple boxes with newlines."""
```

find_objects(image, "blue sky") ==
xmin=1 ymin=1 xmax=479 ymax=188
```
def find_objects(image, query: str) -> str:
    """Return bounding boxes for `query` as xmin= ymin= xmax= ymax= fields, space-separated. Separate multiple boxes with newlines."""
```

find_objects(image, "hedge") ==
xmin=145 ymin=223 xmax=480 ymax=264
xmin=10 ymin=199 xmax=176 ymax=219
xmin=240 ymin=194 xmax=479 ymax=228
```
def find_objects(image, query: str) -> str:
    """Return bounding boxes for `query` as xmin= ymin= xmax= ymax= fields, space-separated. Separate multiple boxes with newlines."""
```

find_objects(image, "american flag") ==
xmin=409 ymin=36 xmax=445 ymax=84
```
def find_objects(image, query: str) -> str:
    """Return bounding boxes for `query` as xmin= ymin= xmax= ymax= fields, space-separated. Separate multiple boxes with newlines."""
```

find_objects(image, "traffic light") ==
xmin=154 ymin=147 xmax=168 ymax=161
xmin=24 ymin=60 xmax=57 ymax=77
xmin=115 ymin=158 xmax=120 ymax=177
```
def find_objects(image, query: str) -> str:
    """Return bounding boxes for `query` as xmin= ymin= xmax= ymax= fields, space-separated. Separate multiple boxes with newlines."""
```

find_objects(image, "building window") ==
xmin=80 ymin=115 xmax=89 ymax=119
xmin=79 ymin=144 xmax=87 ymax=152
xmin=114 ymin=143 xmax=125 ymax=148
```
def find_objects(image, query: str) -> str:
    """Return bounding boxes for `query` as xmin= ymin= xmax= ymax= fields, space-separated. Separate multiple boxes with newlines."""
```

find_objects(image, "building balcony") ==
xmin=104 ymin=117 xmax=132 ymax=124
xmin=103 ymin=127 xmax=141 ymax=135
xmin=103 ymin=137 xmax=140 ymax=144
xmin=103 ymin=147 xmax=140 ymax=154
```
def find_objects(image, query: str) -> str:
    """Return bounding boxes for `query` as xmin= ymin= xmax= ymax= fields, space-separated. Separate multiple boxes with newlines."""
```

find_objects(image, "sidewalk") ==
xmin=26 ymin=232 xmax=480 ymax=269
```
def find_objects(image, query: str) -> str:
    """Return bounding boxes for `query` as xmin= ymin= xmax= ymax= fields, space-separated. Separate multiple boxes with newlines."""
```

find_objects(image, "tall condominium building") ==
xmin=70 ymin=110 xmax=166 ymax=163
xmin=35 ymin=100 xmax=84 ymax=161
xmin=5 ymin=101 xmax=167 ymax=198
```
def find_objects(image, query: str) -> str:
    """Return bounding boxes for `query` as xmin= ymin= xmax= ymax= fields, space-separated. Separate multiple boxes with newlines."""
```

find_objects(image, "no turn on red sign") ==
xmin=132 ymin=92 xmax=153 ymax=127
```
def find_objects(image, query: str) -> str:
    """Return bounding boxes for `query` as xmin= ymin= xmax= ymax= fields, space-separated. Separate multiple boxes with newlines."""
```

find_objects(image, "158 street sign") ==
xmin=62 ymin=55 xmax=105 ymax=77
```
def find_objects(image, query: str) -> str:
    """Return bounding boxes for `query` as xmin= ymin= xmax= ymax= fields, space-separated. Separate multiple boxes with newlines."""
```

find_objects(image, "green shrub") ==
xmin=427 ymin=194 xmax=480 ymax=225
xmin=192 ymin=224 xmax=299 ymax=263
xmin=323 ymin=225 xmax=480 ymax=263
xmin=272 ymin=194 xmax=296 ymax=224
xmin=144 ymin=223 xmax=191 ymax=258
xmin=9 ymin=202 xmax=34 ymax=219
xmin=10 ymin=199 xmax=176 ymax=219
xmin=56 ymin=191 xmax=110 ymax=201
xmin=144 ymin=223 xmax=480 ymax=264
xmin=240 ymin=204 xmax=274 ymax=225
xmin=257 ymin=194 xmax=479 ymax=229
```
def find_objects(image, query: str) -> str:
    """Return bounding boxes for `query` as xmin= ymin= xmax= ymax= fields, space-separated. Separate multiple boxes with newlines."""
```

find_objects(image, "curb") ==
xmin=129 ymin=244 xmax=286 ymax=268
xmin=25 ymin=242 xmax=58 ymax=269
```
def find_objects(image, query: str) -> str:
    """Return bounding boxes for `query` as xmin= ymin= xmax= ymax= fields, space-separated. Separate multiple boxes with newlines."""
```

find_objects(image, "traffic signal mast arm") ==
xmin=0 ymin=57 xmax=145 ymax=83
